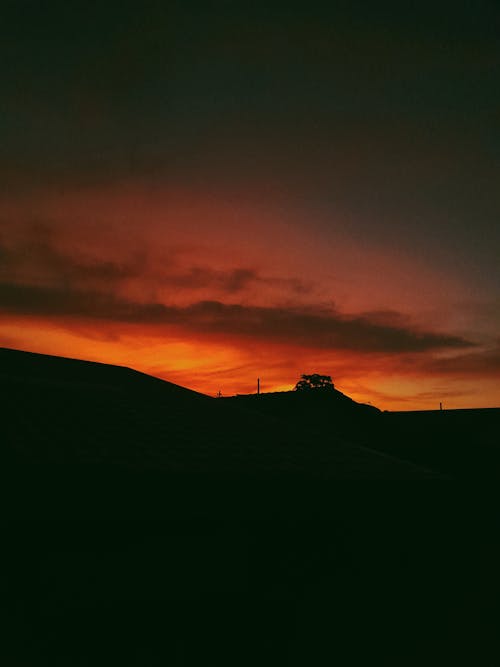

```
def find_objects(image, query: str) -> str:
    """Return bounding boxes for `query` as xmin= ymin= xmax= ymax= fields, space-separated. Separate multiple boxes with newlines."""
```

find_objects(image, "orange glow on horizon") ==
xmin=1 ymin=315 xmax=499 ymax=411
xmin=1 ymin=184 xmax=499 ymax=411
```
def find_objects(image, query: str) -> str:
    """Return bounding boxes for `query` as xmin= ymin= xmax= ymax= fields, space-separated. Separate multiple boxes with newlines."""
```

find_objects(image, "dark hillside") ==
xmin=223 ymin=388 xmax=389 ymax=467
xmin=368 ymin=408 xmax=500 ymax=478
xmin=3 ymin=349 xmax=497 ymax=667
xmin=225 ymin=389 xmax=500 ymax=479
xmin=0 ymin=346 xmax=207 ymax=402
xmin=1 ymin=347 xmax=434 ymax=516
xmin=225 ymin=387 xmax=379 ymax=417
xmin=224 ymin=388 xmax=380 ymax=437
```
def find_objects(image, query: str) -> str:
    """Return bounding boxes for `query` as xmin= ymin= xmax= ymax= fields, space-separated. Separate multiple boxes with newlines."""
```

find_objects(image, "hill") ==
xmin=3 ymin=348 xmax=495 ymax=667
xmin=223 ymin=387 xmax=385 ymax=466
xmin=0 ymin=346 xmax=207 ymax=402
xmin=224 ymin=386 xmax=379 ymax=421
xmin=224 ymin=387 xmax=500 ymax=479
xmin=1 ymin=347 xmax=435 ymax=511
xmin=370 ymin=408 xmax=500 ymax=477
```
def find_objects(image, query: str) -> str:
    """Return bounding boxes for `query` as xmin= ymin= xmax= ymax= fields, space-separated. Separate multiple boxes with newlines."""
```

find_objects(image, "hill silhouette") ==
xmin=226 ymin=387 xmax=500 ymax=479
xmin=1 ymin=347 xmax=434 ymax=494
xmin=373 ymin=407 xmax=500 ymax=477
xmin=0 ymin=346 xmax=207 ymax=402
xmin=5 ymin=346 xmax=499 ymax=487
xmin=4 ymin=348 xmax=500 ymax=667
xmin=225 ymin=385 xmax=379 ymax=419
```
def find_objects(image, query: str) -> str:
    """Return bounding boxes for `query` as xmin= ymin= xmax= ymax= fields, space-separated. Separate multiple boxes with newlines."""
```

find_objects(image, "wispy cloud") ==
xmin=156 ymin=266 xmax=310 ymax=294
xmin=0 ymin=233 xmax=310 ymax=296
xmin=0 ymin=237 xmax=145 ymax=286
xmin=421 ymin=341 xmax=500 ymax=377
xmin=0 ymin=281 xmax=474 ymax=354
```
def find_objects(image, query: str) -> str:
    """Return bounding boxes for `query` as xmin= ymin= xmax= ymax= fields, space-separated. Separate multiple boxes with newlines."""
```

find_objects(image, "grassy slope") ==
xmin=3 ymin=350 xmax=500 ymax=665
xmin=1 ymin=348 xmax=433 ymax=485
xmin=225 ymin=390 xmax=500 ymax=479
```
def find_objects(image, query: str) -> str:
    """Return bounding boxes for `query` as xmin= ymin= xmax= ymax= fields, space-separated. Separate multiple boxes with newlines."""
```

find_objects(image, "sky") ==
xmin=1 ymin=1 xmax=499 ymax=409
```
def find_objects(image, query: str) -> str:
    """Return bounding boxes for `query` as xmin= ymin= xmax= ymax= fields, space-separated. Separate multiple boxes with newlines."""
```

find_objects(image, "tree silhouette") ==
xmin=294 ymin=373 xmax=335 ymax=391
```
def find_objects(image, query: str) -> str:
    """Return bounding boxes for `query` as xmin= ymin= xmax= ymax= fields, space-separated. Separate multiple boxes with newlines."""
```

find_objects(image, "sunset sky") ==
xmin=1 ymin=2 xmax=499 ymax=409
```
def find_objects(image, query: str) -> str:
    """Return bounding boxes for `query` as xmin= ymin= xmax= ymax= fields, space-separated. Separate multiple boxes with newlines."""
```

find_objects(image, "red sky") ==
xmin=1 ymin=3 xmax=499 ymax=409
xmin=1 ymin=183 xmax=498 ymax=410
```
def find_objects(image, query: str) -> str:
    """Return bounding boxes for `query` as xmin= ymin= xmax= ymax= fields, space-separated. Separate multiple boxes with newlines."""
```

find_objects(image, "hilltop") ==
xmin=222 ymin=386 xmax=381 ymax=459
xmin=223 ymin=384 xmax=500 ymax=478
xmin=8 ymin=346 xmax=498 ymax=485
xmin=224 ymin=385 xmax=379 ymax=418
xmin=1 ymin=347 xmax=435 ymax=511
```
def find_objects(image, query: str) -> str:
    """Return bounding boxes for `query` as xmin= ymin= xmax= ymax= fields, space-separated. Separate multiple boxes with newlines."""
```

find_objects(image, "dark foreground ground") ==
xmin=5 ymin=497 xmax=500 ymax=666
xmin=2 ymin=348 xmax=500 ymax=664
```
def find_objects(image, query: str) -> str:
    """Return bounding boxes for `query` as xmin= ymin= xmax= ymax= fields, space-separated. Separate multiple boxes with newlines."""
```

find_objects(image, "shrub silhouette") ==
xmin=294 ymin=374 xmax=335 ymax=391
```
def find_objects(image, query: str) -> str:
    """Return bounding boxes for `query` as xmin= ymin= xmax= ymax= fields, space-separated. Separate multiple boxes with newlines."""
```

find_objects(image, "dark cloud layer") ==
xmin=0 ymin=3 xmax=498 ymax=408
xmin=0 ymin=237 xmax=309 ymax=295
xmin=0 ymin=237 xmax=143 ymax=286
xmin=0 ymin=281 xmax=474 ymax=354
xmin=155 ymin=266 xmax=310 ymax=294
xmin=423 ymin=343 xmax=500 ymax=378
xmin=1 ymin=2 xmax=499 ymax=289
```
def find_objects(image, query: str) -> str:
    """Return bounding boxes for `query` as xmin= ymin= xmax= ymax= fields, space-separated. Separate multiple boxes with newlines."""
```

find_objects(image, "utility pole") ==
xmin=257 ymin=378 xmax=260 ymax=395
xmin=439 ymin=402 xmax=443 ymax=411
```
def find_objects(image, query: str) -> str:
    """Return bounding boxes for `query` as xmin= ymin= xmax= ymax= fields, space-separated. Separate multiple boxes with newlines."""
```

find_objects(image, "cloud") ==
xmin=0 ymin=281 xmax=474 ymax=354
xmin=0 ymin=240 xmax=143 ymax=287
xmin=422 ymin=342 xmax=500 ymax=378
xmin=159 ymin=266 xmax=310 ymax=294
xmin=353 ymin=384 xmax=472 ymax=405
xmin=0 ymin=233 xmax=310 ymax=296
